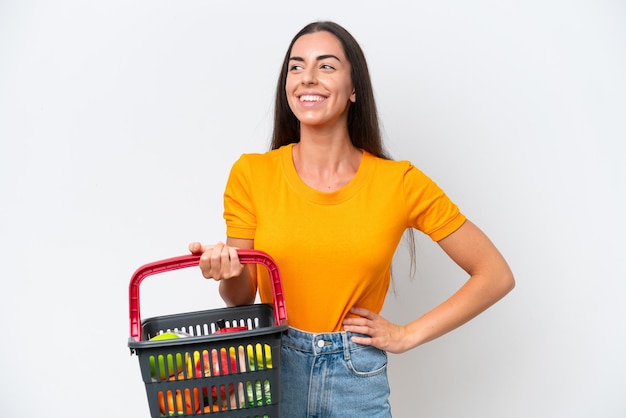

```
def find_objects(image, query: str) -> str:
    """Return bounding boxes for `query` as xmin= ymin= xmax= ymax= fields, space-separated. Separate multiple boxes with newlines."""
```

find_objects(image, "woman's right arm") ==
xmin=188 ymin=237 xmax=256 ymax=306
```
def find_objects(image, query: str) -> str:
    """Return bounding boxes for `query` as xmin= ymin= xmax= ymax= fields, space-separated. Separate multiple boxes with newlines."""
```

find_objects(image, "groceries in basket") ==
xmin=153 ymin=342 xmax=273 ymax=415
xmin=147 ymin=326 xmax=273 ymax=414
xmin=148 ymin=331 xmax=191 ymax=381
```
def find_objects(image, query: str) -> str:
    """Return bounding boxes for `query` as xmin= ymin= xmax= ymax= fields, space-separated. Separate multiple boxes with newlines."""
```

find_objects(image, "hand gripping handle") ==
xmin=128 ymin=249 xmax=287 ymax=342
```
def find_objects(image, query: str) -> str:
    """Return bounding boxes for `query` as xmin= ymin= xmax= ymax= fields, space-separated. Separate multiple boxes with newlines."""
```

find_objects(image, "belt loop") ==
xmin=342 ymin=332 xmax=351 ymax=361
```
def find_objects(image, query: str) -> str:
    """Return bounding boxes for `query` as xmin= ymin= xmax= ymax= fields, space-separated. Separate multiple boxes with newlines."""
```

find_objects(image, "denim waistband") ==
xmin=282 ymin=327 xmax=368 ymax=358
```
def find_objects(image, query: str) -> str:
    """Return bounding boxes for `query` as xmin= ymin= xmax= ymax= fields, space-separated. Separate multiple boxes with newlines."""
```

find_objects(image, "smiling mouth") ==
xmin=299 ymin=95 xmax=326 ymax=102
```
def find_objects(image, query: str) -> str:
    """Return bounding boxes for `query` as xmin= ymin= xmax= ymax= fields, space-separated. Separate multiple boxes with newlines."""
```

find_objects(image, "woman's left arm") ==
xmin=344 ymin=220 xmax=515 ymax=353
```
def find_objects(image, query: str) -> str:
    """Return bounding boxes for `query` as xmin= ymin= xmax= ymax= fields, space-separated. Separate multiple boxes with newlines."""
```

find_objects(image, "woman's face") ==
xmin=285 ymin=31 xmax=356 ymax=129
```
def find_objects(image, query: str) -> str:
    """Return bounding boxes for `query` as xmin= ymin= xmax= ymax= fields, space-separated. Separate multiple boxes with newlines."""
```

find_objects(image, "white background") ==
xmin=1 ymin=1 xmax=625 ymax=417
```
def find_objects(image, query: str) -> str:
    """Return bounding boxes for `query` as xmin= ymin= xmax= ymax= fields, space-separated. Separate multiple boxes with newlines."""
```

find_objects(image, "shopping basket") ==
xmin=128 ymin=249 xmax=288 ymax=417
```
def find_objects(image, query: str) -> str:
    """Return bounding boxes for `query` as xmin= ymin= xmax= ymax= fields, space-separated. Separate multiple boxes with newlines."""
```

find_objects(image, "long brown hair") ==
xmin=270 ymin=21 xmax=390 ymax=160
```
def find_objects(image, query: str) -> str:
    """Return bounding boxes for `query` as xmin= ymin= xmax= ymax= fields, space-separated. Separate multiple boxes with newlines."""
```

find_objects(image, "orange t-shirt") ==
xmin=224 ymin=143 xmax=465 ymax=332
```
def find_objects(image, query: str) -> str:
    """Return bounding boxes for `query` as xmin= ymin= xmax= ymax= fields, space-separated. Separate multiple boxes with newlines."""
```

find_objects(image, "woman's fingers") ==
xmin=188 ymin=241 xmax=204 ymax=254
xmin=193 ymin=242 xmax=243 ymax=280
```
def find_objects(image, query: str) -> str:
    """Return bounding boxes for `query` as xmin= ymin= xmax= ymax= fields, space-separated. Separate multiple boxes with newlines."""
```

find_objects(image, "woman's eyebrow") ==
xmin=289 ymin=54 xmax=342 ymax=62
xmin=316 ymin=54 xmax=341 ymax=62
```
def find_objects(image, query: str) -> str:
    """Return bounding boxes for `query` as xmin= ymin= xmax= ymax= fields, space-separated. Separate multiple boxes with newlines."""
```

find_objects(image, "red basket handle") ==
xmin=128 ymin=249 xmax=287 ymax=342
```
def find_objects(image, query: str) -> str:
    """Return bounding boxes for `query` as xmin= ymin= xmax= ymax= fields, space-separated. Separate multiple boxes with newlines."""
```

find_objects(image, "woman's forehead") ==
xmin=291 ymin=31 xmax=346 ymax=59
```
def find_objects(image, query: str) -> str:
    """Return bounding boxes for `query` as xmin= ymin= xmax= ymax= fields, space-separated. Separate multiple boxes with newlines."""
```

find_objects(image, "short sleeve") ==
xmin=403 ymin=163 xmax=466 ymax=241
xmin=224 ymin=155 xmax=257 ymax=239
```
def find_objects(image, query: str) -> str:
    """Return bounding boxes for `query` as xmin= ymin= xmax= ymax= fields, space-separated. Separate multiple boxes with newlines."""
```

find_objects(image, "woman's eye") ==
xmin=321 ymin=64 xmax=335 ymax=70
xmin=289 ymin=64 xmax=303 ymax=71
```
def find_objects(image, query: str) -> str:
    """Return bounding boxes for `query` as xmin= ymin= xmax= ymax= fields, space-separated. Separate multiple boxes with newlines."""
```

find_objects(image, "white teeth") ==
xmin=300 ymin=95 xmax=325 ymax=102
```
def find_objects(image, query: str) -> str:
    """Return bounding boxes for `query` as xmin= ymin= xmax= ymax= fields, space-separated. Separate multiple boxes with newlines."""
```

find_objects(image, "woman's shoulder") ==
xmin=234 ymin=144 xmax=289 ymax=167
xmin=240 ymin=144 xmax=290 ymax=161
xmin=363 ymin=153 xmax=440 ymax=194
xmin=364 ymin=152 xmax=421 ymax=175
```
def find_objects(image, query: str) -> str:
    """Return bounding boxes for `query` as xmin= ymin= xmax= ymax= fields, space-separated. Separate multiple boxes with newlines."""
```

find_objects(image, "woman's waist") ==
xmin=282 ymin=326 xmax=370 ymax=354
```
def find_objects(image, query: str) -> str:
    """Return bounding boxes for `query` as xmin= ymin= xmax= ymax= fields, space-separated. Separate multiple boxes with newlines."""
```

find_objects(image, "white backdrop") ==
xmin=1 ymin=1 xmax=625 ymax=417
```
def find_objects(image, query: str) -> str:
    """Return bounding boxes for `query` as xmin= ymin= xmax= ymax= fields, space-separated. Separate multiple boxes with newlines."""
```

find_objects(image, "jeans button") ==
xmin=317 ymin=339 xmax=325 ymax=348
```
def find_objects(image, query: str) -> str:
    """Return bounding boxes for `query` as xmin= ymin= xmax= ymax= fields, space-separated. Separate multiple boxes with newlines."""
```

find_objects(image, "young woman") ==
xmin=189 ymin=21 xmax=515 ymax=417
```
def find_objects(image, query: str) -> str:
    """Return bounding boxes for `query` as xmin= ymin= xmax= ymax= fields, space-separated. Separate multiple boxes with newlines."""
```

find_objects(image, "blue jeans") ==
xmin=279 ymin=327 xmax=392 ymax=417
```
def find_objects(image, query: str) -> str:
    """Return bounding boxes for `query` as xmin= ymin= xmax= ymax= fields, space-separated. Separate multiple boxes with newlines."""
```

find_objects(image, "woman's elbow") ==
xmin=496 ymin=268 xmax=516 ymax=298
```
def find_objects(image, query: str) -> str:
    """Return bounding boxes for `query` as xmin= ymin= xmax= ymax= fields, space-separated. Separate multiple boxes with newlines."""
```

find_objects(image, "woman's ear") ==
xmin=350 ymin=89 xmax=356 ymax=103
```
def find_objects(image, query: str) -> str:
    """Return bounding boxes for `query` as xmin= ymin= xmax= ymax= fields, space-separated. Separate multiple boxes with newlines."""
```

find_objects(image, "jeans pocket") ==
xmin=347 ymin=345 xmax=388 ymax=377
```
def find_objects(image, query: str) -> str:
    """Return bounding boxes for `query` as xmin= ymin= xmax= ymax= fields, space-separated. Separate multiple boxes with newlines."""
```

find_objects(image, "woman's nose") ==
xmin=301 ymin=67 xmax=317 ymax=85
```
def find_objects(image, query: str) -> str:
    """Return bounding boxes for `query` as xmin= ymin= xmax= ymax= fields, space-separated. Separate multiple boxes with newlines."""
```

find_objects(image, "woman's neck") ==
xmin=292 ymin=133 xmax=362 ymax=192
